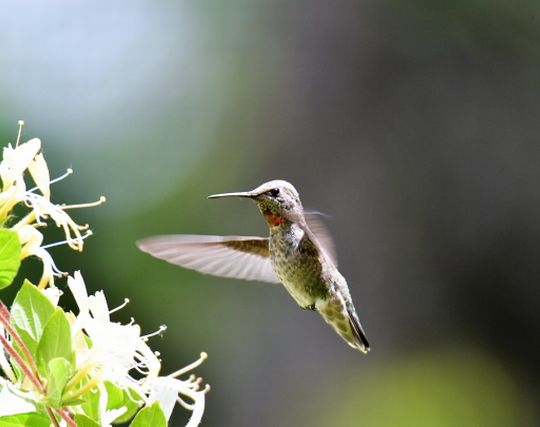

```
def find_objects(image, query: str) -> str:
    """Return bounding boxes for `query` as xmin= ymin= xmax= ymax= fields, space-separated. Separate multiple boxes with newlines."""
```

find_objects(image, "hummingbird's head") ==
xmin=208 ymin=179 xmax=303 ymax=227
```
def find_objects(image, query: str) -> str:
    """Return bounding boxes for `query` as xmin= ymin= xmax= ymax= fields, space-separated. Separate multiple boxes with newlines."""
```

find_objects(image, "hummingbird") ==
xmin=137 ymin=180 xmax=370 ymax=353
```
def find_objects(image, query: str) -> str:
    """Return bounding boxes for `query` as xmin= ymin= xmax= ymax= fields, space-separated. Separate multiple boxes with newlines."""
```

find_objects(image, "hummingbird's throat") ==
xmin=264 ymin=211 xmax=285 ymax=227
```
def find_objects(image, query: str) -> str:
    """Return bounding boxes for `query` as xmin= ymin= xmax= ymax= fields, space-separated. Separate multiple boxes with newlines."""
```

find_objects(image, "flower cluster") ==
xmin=0 ymin=122 xmax=105 ymax=289
xmin=0 ymin=122 xmax=209 ymax=426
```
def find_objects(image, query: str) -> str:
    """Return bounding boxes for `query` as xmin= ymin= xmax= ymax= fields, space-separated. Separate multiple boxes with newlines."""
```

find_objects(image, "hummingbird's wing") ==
xmin=298 ymin=212 xmax=338 ymax=266
xmin=137 ymin=235 xmax=280 ymax=283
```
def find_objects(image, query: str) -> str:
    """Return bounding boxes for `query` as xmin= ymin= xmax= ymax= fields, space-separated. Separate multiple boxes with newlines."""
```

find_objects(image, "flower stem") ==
xmin=0 ymin=302 xmax=40 ymax=378
xmin=55 ymin=408 xmax=77 ymax=427
xmin=46 ymin=407 xmax=60 ymax=427
xmin=0 ymin=334 xmax=45 ymax=394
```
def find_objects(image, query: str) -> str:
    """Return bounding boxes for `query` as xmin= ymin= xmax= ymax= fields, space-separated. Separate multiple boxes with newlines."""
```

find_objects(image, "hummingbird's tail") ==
xmin=347 ymin=308 xmax=370 ymax=353
xmin=317 ymin=298 xmax=370 ymax=353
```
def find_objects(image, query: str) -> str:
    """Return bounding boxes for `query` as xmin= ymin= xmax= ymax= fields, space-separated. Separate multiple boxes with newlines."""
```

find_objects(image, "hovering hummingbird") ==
xmin=137 ymin=180 xmax=370 ymax=353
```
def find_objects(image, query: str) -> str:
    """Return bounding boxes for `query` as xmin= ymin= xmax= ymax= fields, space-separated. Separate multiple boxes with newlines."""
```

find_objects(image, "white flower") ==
xmin=147 ymin=354 xmax=209 ymax=426
xmin=0 ymin=137 xmax=41 ymax=190
xmin=0 ymin=123 xmax=210 ymax=426
xmin=0 ymin=379 xmax=36 ymax=416
xmin=67 ymin=271 xmax=209 ymax=425
xmin=28 ymin=153 xmax=50 ymax=199
xmin=41 ymin=285 xmax=63 ymax=306
xmin=15 ymin=224 xmax=66 ymax=288
xmin=0 ymin=123 xmax=105 ymax=288
xmin=0 ymin=138 xmax=41 ymax=220
xmin=68 ymin=272 xmax=160 ymax=395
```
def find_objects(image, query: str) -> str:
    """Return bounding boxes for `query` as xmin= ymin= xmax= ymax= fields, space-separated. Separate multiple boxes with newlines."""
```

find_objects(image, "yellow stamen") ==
xmin=63 ymin=375 xmax=101 ymax=402
xmin=64 ymin=362 xmax=94 ymax=391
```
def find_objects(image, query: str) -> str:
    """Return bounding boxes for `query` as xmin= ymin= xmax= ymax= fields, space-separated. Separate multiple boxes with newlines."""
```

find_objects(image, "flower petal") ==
xmin=28 ymin=153 xmax=50 ymax=199
xmin=0 ymin=380 xmax=36 ymax=416
xmin=0 ymin=138 xmax=41 ymax=190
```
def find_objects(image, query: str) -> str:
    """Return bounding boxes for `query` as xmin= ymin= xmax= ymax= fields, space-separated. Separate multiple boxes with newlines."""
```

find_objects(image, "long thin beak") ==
xmin=207 ymin=191 xmax=256 ymax=200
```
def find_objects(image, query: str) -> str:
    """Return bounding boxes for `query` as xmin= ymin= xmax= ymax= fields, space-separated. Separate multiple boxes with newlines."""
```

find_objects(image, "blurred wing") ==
xmin=137 ymin=235 xmax=280 ymax=283
xmin=302 ymin=212 xmax=338 ymax=266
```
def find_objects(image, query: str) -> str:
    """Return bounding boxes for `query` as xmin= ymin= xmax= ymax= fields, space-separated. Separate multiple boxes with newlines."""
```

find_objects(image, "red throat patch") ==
xmin=264 ymin=213 xmax=285 ymax=227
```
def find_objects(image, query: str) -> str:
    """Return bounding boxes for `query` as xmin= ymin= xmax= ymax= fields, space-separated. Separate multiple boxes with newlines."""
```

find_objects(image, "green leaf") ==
xmin=105 ymin=380 xmax=124 ymax=408
xmin=44 ymin=357 xmax=72 ymax=407
xmin=73 ymin=414 xmax=101 ymax=427
xmin=129 ymin=402 xmax=166 ymax=427
xmin=0 ymin=413 xmax=50 ymax=427
xmin=104 ymin=381 xmax=141 ymax=423
xmin=10 ymin=280 xmax=55 ymax=358
xmin=77 ymin=379 xmax=101 ymax=422
xmin=0 ymin=229 xmax=21 ymax=289
xmin=36 ymin=309 xmax=74 ymax=377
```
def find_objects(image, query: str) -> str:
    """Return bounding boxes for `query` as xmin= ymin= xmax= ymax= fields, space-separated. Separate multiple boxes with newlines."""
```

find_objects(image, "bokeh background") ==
xmin=1 ymin=1 xmax=539 ymax=426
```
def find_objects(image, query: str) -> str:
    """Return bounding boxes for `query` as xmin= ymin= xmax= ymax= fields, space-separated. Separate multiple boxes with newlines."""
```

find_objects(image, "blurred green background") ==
xmin=1 ymin=1 xmax=539 ymax=426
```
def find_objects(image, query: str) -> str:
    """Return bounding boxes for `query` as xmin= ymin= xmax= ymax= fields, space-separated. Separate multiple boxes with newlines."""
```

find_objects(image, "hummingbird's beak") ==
xmin=207 ymin=191 xmax=256 ymax=200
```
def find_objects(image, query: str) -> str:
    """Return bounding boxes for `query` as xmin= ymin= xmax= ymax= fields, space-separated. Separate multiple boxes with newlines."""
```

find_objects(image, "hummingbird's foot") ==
xmin=303 ymin=303 xmax=316 ymax=311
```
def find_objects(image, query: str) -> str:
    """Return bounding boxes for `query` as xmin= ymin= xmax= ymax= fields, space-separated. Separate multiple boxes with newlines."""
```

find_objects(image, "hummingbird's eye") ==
xmin=268 ymin=188 xmax=280 ymax=198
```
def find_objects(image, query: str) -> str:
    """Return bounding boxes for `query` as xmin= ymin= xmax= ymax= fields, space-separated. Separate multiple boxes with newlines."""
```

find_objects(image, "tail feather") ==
xmin=347 ymin=308 xmax=370 ymax=353
xmin=317 ymin=298 xmax=370 ymax=353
